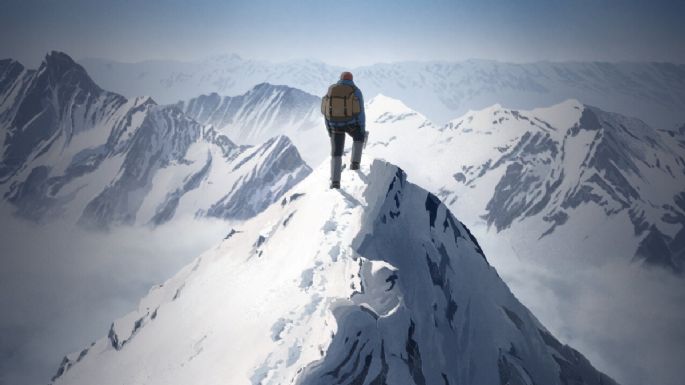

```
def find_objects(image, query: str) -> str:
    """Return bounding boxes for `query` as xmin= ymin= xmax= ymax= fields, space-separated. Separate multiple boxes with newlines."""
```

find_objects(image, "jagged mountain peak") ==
xmin=0 ymin=51 xmax=128 ymax=182
xmin=51 ymin=158 xmax=617 ymax=385
xmin=246 ymin=81 xmax=319 ymax=100
xmin=366 ymin=93 xmax=433 ymax=128
xmin=40 ymin=51 xmax=101 ymax=93
xmin=0 ymin=57 xmax=25 ymax=75
xmin=176 ymin=83 xmax=323 ymax=165
xmin=251 ymin=81 xmax=287 ymax=91
xmin=0 ymin=52 xmax=312 ymax=228
xmin=44 ymin=50 xmax=78 ymax=67
xmin=367 ymin=93 xmax=414 ymax=112
xmin=137 ymin=95 xmax=157 ymax=107
xmin=366 ymin=97 xmax=685 ymax=271
xmin=444 ymin=99 xmax=584 ymax=132
xmin=179 ymin=82 xmax=319 ymax=109
xmin=261 ymin=133 xmax=295 ymax=149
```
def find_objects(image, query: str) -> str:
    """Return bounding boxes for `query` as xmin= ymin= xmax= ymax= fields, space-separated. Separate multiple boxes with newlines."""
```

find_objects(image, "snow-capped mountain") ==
xmin=175 ymin=83 xmax=325 ymax=165
xmin=51 ymin=159 xmax=617 ymax=385
xmin=363 ymin=95 xmax=685 ymax=272
xmin=80 ymin=55 xmax=685 ymax=129
xmin=0 ymin=52 xmax=311 ymax=228
xmin=79 ymin=54 xmax=341 ymax=110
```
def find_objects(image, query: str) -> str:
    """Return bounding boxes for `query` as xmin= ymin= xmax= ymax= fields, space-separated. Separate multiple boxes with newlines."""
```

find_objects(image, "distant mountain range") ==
xmin=175 ymin=83 xmax=324 ymax=165
xmin=362 ymin=95 xmax=685 ymax=273
xmin=2 ymin=51 xmax=682 ymax=266
xmin=80 ymin=55 xmax=685 ymax=129
xmin=0 ymin=52 xmax=311 ymax=228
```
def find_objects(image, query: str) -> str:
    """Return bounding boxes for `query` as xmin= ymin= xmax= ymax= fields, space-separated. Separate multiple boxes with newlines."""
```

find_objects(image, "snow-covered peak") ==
xmin=442 ymin=99 xmax=582 ymax=134
xmin=40 ymin=51 xmax=102 ymax=93
xmin=176 ymin=83 xmax=324 ymax=165
xmin=366 ymin=93 xmax=433 ymax=128
xmin=0 ymin=52 xmax=312 ymax=228
xmin=133 ymin=95 xmax=156 ymax=106
xmin=367 ymin=93 xmax=412 ymax=111
xmin=249 ymin=82 xmax=291 ymax=93
xmin=529 ymin=99 xmax=584 ymax=128
xmin=51 ymin=157 xmax=617 ymax=385
xmin=367 ymin=97 xmax=685 ymax=271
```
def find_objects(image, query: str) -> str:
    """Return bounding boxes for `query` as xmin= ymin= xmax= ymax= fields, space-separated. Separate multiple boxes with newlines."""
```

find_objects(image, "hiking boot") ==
xmin=330 ymin=156 xmax=342 ymax=189
xmin=351 ymin=141 xmax=363 ymax=169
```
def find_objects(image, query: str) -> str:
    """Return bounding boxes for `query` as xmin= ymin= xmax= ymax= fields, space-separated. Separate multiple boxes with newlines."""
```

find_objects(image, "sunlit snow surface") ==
xmin=52 ymin=160 xmax=616 ymax=385
xmin=363 ymin=94 xmax=685 ymax=271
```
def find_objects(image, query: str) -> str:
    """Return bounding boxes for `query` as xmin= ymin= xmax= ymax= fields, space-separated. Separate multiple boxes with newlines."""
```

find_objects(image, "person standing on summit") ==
xmin=321 ymin=71 xmax=366 ymax=189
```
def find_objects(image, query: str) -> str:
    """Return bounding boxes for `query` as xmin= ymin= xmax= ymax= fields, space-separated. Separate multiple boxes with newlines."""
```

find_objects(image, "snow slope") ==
xmin=0 ymin=52 xmax=311 ymax=228
xmin=362 ymin=95 xmax=685 ymax=272
xmin=51 ymin=159 xmax=617 ymax=385
xmin=175 ymin=83 xmax=325 ymax=165
xmin=79 ymin=55 xmax=685 ymax=129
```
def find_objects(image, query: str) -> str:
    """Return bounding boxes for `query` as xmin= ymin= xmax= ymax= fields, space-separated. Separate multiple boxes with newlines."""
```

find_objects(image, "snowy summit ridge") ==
xmin=51 ymin=158 xmax=618 ymax=385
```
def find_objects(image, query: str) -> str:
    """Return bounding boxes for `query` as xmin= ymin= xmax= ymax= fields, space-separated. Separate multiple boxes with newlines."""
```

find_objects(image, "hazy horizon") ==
xmin=7 ymin=49 xmax=685 ymax=72
xmin=3 ymin=0 xmax=684 ymax=68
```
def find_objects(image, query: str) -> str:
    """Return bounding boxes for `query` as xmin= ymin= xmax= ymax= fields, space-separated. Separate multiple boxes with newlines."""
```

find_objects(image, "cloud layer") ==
xmin=480 ymin=228 xmax=685 ymax=385
xmin=0 ymin=210 xmax=231 ymax=385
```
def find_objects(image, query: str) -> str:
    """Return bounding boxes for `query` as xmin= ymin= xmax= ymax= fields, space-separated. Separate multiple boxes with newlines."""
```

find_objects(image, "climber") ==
xmin=321 ymin=71 xmax=366 ymax=189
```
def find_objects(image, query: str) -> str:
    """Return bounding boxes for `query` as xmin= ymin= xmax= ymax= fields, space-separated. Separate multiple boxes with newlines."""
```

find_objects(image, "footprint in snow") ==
xmin=322 ymin=219 xmax=337 ymax=233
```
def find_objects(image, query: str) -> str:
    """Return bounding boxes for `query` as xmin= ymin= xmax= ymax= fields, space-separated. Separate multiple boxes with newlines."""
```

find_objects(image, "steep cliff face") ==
xmin=0 ymin=52 xmax=311 ymax=228
xmin=51 ymin=159 xmax=617 ymax=385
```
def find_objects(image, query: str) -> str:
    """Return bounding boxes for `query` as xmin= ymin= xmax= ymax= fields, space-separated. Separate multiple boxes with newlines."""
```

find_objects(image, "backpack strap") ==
xmin=348 ymin=90 xmax=356 ymax=119
xmin=343 ymin=94 xmax=347 ymax=116
xmin=328 ymin=92 xmax=333 ymax=117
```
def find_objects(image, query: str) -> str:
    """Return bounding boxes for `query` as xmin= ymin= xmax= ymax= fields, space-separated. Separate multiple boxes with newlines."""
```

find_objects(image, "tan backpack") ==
xmin=321 ymin=83 xmax=361 ymax=121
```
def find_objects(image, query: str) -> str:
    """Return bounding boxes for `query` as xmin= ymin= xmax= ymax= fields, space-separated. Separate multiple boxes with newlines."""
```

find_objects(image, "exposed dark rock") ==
xmin=425 ymin=192 xmax=440 ymax=228
xmin=538 ymin=328 xmax=619 ymax=385
xmin=636 ymin=225 xmax=682 ymax=273
xmin=403 ymin=321 xmax=427 ymax=385
xmin=502 ymin=306 xmax=525 ymax=331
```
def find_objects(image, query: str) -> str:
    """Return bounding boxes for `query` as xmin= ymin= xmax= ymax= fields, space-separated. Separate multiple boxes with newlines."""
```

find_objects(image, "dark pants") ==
xmin=330 ymin=126 xmax=365 ymax=156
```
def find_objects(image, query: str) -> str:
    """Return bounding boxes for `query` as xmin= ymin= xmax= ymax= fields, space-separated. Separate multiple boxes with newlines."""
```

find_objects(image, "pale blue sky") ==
xmin=2 ymin=0 xmax=684 ymax=67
